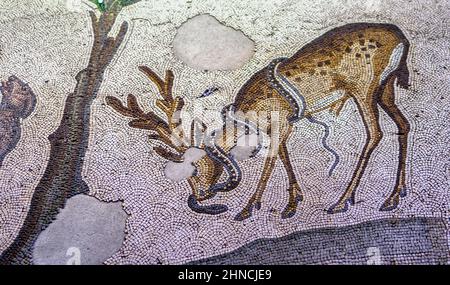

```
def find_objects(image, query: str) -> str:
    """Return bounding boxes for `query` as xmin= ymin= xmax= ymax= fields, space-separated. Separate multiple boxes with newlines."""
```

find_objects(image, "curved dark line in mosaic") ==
xmin=205 ymin=139 xmax=242 ymax=194
xmin=192 ymin=103 xmax=246 ymax=200
xmin=187 ymin=194 xmax=228 ymax=215
xmin=305 ymin=115 xmax=340 ymax=176
xmin=275 ymin=69 xmax=307 ymax=119
xmin=271 ymin=58 xmax=340 ymax=176
xmin=187 ymin=138 xmax=241 ymax=215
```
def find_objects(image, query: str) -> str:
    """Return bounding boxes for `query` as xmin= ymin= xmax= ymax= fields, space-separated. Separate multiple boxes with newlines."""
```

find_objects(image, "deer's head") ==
xmin=106 ymin=66 xmax=242 ymax=215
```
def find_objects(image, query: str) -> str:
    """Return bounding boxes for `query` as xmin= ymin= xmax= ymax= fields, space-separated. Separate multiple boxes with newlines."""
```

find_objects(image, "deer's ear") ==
xmin=153 ymin=146 xmax=184 ymax=162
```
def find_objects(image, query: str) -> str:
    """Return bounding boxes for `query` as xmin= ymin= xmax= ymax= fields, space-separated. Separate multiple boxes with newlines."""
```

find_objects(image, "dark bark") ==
xmin=0 ymin=10 xmax=128 ymax=265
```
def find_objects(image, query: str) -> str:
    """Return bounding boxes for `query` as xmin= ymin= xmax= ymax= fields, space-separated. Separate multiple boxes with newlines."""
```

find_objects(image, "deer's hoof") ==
xmin=294 ymin=192 xmax=304 ymax=203
xmin=281 ymin=206 xmax=296 ymax=219
xmin=281 ymin=194 xmax=302 ymax=219
xmin=234 ymin=209 xmax=252 ymax=221
xmin=379 ymin=196 xmax=400 ymax=212
xmin=400 ymin=187 xmax=407 ymax=198
xmin=327 ymin=199 xmax=351 ymax=214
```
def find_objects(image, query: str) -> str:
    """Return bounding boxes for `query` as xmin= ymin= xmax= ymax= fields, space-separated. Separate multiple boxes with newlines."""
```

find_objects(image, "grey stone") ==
xmin=164 ymin=147 xmax=206 ymax=181
xmin=32 ymin=194 xmax=127 ymax=265
xmin=173 ymin=14 xmax=255 ymax=71
xmin=230 ymin=133 xmax=260 ymax=161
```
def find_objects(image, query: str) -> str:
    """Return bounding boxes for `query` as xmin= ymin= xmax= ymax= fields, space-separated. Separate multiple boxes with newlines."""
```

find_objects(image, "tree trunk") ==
xmin=0 ymin=10 xmax=128 ymax=265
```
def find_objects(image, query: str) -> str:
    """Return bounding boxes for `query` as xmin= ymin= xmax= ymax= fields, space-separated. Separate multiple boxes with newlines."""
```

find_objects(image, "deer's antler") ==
xmin=106 ymin=66 xmax=189 ymax=161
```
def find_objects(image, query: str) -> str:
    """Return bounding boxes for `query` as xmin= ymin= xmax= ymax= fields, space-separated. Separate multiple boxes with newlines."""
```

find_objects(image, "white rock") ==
xmin=32 ymin=194 xmax=127 ymax=265
xmin=173 ymin=14 xmax=255 ymax=70
xmin=230 ymin=133 xmax=260 ymax=161
xmin=164 ymin=148 xmax=206 ymax=181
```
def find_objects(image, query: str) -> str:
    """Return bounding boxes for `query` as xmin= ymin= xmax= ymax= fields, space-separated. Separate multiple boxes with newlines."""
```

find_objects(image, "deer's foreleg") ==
xmin=234 ymin=148 xmax=278 ymax=221
xmin=278 ymin=129 xmax=304 ymax=219
xmin=328 ymin=98 xmax=383 ymax=214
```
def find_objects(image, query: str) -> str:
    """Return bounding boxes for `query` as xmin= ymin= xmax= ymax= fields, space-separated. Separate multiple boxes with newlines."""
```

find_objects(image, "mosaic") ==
xmin=0 ymin=0 xmax=448 ymax=265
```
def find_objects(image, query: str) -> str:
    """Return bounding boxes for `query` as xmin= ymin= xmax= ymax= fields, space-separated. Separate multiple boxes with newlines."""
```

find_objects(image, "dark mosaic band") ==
xmin=190 ymin=217 xmax=449 ymax=265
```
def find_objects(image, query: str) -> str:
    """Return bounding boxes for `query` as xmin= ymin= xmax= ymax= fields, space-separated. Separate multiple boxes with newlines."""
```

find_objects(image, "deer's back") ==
xmin=277 ymin=23 xmax=408 ymax=107
xmin=233 ymin=23 xmax=409 ymax=116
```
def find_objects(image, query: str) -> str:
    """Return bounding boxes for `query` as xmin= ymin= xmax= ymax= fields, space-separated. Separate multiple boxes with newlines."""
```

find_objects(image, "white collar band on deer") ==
xmin=221 ymin=104 xmax=265 ymax=159
xmin=204 ymin=129 xmax=243 ymax=194
xmin=267 ymin=57 xmax=302 ymax=123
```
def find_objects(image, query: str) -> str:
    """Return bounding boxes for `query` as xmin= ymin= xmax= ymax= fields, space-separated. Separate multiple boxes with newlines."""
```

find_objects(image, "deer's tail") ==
xmin=395 ymin=38 xmax=410 ymax=90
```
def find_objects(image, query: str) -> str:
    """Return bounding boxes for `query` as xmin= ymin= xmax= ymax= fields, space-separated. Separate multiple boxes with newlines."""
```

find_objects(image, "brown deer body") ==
xmin=107 ymin=23 xmax=411 ymax=221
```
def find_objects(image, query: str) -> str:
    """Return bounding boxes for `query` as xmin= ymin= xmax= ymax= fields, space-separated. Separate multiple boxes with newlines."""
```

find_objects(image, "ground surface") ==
xmin=0 ymin=0 xmax=448 ymax=264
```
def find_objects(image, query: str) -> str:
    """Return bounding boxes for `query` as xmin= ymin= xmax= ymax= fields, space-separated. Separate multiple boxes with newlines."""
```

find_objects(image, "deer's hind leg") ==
xmin=328 ymin=93 xmax=383 ymax=214
xmin=378 ymin=76 xmax=410 ymax=211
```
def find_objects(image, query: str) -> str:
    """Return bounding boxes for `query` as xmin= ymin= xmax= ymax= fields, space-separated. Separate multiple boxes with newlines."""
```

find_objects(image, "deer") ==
xmin=106 ymin=23 xmax=411 ymax=221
